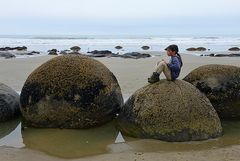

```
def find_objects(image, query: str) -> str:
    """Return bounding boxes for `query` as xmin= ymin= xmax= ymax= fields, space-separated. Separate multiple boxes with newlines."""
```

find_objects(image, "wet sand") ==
xmin=0 ymin=53 xmax=240 ymax=161
xmin=1 ymin=144 xmax=240 ymax=161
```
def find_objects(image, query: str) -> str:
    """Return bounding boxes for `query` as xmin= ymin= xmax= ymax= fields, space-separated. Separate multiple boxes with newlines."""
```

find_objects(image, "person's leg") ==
xmin=155 ymin=61 xmax=172 ymax=81
xmin=155 ymin=61 xmax=165 ymax=74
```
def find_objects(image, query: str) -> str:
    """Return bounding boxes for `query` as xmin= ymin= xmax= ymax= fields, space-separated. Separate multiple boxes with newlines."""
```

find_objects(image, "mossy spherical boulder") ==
xmin=117 ymin=80 xmax=222 ymax=142
xmin=184 ymin=64 xmax=240 ymax=120
xmin=0 ymin=83 xmax=20 ymax=122
xmin=20 ymin=55 xmax=123 ymax=128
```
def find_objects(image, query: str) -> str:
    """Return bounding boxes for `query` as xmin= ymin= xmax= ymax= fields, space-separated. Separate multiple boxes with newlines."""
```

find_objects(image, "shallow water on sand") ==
xmin=0 ymin=118 xmax=240 ymax=159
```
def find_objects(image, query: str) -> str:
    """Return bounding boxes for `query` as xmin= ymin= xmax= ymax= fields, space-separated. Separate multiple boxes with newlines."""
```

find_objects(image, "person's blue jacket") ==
xmin=167 ymin=56 xmax=182 ymax=80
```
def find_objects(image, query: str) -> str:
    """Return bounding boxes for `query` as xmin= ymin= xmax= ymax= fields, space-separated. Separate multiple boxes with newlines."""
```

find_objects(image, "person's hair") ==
xmin=176 ymin=52 xmax=183 ymax=67
xmin=165 ymin=44 xmax=183 ymax=67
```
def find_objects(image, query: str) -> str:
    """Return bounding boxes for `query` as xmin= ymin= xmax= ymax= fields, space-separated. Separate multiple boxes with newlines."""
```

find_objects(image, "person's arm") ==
xmin=167 ymin=57 xmax=181 ymax=71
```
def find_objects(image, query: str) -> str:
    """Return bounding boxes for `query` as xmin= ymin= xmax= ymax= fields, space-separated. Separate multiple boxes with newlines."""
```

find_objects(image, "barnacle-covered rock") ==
xmin=184 ymin=64 xmax=240 ymax=120
xmin=117 ymin=80 xmax=222 ymax=142
xmin=20 ymin=55 xmax=123 ymax=128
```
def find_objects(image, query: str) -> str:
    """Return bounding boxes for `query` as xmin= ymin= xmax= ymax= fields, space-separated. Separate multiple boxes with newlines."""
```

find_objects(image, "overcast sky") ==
xmin=0 ymin=0 xmax=239 ymax=35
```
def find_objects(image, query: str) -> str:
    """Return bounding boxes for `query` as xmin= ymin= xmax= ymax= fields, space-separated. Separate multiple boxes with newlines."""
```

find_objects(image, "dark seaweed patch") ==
xmin=64 ymin=81 xmax=106 ymax=107
xmin=20 ymin=80 xmax=107 ymax=109
xmin=20 ymin=82 xmax=46 ymax=109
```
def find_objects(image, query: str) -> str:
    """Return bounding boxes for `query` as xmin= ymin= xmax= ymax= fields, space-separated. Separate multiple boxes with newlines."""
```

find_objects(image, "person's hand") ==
xmin=162 ymin=59 xmax=167 ymax=64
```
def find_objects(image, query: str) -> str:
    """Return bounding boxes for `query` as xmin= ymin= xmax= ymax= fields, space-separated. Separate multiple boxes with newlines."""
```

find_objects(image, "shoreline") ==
xmin=1 ymin=49 xmax=240 ymax=59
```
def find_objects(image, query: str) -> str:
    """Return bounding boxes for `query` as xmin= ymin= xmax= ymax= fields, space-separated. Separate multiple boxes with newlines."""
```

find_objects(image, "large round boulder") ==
xmin=20 ymin=55 xmax=123 ymax=128
xmin=184 ymin=64 xmax=240 ymax=120
xmin=0 ymin=83 xmax=20 ymax=122
xmin=117 ymin=80 xmax=222 ymax=142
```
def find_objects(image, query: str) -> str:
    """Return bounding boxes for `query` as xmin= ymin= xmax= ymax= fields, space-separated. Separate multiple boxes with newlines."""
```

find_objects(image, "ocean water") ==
xmin=0 ymin=35 xmax=240 ymax=58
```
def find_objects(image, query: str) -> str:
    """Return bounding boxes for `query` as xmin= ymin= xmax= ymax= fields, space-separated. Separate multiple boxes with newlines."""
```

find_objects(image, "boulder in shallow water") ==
xmin=0 ymin=83 xmax=20 ymax=122
xmin=184 ymin=64 xmax=240 ymax=120
xmin=117 ymin=80 xmax=222 ymax=142
xmin=20 ymin=55 xmax=123 ymax=128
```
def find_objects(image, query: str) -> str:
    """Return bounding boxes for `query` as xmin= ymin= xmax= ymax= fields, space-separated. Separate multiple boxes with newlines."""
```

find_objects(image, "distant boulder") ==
xmin=141 ymin=46 xmax=150 ymax=50
xmin=186 ymin=47 xmax=197 ymax=51
xmin=59 ymin=50 xmax=71 ymax=55
xmin=121 ymin=52 xmax=151 ymax=59
xmin=201 ymin=53 xmax=240 ymax=57
xmin=214 ymin=54 xmax=230 ymax=57
xmin=48 ymin=49 xmax=58 ymax=55
xmin=59 ymin=49 xmax=82 ymax=55
xmin=228 ymin=47 xmax=240 ymax=51
xmin=88 ymin=50 xmax=114 ymax=57
xmin=0 ymin=52 xmax=16 ymax=59
xmin=196 ymin=47 xmax=207 ymax=51
xmin=15 ymin=46 xmax=27 ymax=51
xmin=14 ymin=51 xmax=40 ymax=56
xmin=70 ymin=46 xmax=81 ymax=52
xmin=115 ymin=46 xmax=123 ymax=50
xmin=229 ymin=53 xmax=240 ymax=57
xmin=0 ymin=47 xmax=11 ymax=51
xmin=186 ymin=47 xmax=207 ymax=51
xmin=0 ymin=46 xmax=27 ymax=51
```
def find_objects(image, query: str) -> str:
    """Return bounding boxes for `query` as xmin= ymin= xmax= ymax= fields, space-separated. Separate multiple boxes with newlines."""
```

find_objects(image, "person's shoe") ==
xmin=148 ymin=72 xmax=160 ymax=83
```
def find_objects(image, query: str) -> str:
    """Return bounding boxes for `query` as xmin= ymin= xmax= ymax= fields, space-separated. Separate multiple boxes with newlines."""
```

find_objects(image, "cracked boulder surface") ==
xmin=20 ymin=55 xmax=123 ymax=128
xmin=184 ymin=64 xmax=240 ymax=120
xmin=117 ymin=79 xmax=222 ymax=142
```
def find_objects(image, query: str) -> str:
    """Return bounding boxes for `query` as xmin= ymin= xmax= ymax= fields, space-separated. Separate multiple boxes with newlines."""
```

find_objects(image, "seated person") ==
xmin=148 ymin=44 xmax=183 ymax=83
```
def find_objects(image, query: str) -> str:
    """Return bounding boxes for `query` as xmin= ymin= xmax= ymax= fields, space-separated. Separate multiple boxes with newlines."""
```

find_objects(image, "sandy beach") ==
xmin=1 ymin=53 xmax=240 ymax=95
xmin=1 ymin=144 xmax=240 ymax=161
xmin=0 ymin=53 xmax=240 ymax=161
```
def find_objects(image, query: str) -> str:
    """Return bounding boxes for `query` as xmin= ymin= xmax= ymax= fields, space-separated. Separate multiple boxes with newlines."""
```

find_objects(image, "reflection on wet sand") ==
xmin=21 ymin=121 xmax=119 ymax=158
xmin=0 ymin=119 xmax=20 ymax=139
xmin=122 ymin=121 xmax=240 ymax=152
xmin=1 ymin=119 xmax=240 ymax=159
